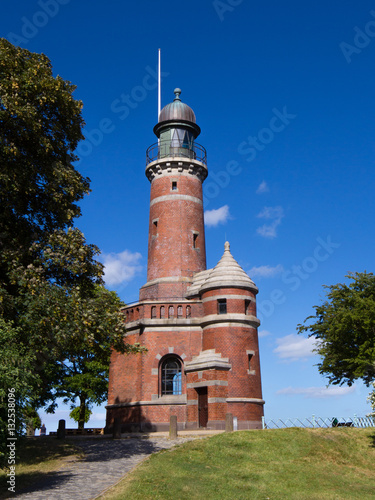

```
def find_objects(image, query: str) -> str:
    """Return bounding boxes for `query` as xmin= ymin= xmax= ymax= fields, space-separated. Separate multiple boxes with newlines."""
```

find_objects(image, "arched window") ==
xmin=186 ymin=305 xmax=191 ymax=318
xmin=161 ymin=357 xmax=182 ymax=395
xmin=160 ymin=306 xmax=165 ymax=318
xmin=151 ymin=306 xmax=157 ymax=319
xmin=177 ymin=305 xmax=183 ymax=318
xmin=168 ymin=305 xmax=174 ymax=318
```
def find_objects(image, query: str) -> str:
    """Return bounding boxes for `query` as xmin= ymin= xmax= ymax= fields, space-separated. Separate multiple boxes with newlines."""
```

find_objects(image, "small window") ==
xmin=193 ymin=233 xmax=198 ymax=248
xmin=186 ymin=305 xmax=191 ymax=318
xmin=160 ymin=306 xmax=165 ymax=319
xmin=172 ymin=181 xmax=177 ymax=191
xmin=152 ymin=219 xmax=158 ymax=237
xmin=168 ymin=305 xmax=174 ymax=318
xmin=177 ymin=305 xmax=183 ymax=318
xmin=217 ymin=299 xmax=227 ymax=315
xmin=151 ymin=306 xmax=157 ymax=319
xmin=248 ymin=353 xmax=253 ymax=371
xmin=245 ymin=299 xmax=250 ymax=315
xmin=161 ymin=357 xmax=182 ymax=395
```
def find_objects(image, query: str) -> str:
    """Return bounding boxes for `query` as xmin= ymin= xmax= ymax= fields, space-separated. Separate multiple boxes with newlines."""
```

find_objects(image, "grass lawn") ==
xmin=98 ymin=428 xmax=375 ymax=500
xmin=0 ymin=437 xmax=82 ymax=499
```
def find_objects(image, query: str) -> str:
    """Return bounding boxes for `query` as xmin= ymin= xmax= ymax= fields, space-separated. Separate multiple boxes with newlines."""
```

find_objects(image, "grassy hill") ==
xmin=99 ymin=428 xmax=375 ymax=500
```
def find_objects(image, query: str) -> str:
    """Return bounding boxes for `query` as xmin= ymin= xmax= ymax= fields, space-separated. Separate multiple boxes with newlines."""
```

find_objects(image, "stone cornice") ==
xmin=184 ymin=349 xmax=232 ymax=372
xmin=145 ymin=157 xmax=208 ymax=182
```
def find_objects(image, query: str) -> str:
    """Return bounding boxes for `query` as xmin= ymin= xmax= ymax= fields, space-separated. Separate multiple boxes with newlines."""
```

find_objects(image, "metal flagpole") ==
xmin=158 ymin=48 xmax=161 ymax=120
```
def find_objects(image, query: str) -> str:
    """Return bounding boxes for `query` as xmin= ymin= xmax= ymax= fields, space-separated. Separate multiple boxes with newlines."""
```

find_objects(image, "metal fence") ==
xmin=262 ymin=415 xmax=375 ymax=429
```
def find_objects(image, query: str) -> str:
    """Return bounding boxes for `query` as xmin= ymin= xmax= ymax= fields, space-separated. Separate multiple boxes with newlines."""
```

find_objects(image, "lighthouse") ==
xmin=106 ymin=89 xmax=264 ymax=431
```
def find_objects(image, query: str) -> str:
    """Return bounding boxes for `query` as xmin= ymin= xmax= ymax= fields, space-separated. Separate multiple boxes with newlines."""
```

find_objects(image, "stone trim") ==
xmin=247 ymin=370 xmax=256 ymax=376
xmin=145 ymin=158 xmax=208 ymax=182
xmin=208 ymin=397 xmax=227 ymax=403
xmin=187 ymin=399 xmax=198 ymax=405
xmin=124 ymin=319 xmax=202 ymax=333
xmin=142 ymin=326 xmax=202 ymax=333
xmin=106 ymin=395 xmax=187 ymax=408
xmin=150 ymin=194 xmax=203 ymax=207
xmin=202 ymin=295 xmax=255 ymax=303
xmin=184 ymin=349 xmax=232 ymax=372
xmin=226 ymin=398 xmax=265 ymax=405
xmin=201 ymin=313 xmax=260 ymax=328
xmin=186 ymin=380 xmax=228 ymax=388
xmin=121 ymin=298 xmax=202 ymax=311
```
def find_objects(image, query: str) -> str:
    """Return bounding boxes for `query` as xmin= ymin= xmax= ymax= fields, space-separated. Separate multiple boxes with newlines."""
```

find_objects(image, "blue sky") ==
xmin=2 ymin=0 xmax=375 ymax=431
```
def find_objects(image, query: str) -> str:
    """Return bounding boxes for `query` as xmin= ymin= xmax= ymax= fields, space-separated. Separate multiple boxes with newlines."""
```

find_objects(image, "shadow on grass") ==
xmin=0 ymin=470 xmax=75 ymax=500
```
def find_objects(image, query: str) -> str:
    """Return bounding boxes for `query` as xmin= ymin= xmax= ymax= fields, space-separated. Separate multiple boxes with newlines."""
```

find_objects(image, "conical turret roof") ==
xmin=186 ymin=242 xmax=258 ymax=297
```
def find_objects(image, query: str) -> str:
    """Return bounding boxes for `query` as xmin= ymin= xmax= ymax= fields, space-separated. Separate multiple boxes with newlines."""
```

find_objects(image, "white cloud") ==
xmin=256 ymin=206 xmax=284 ymax=239
xmin=258 ymin=329 xmax=271 ymax=338
xmin=273 ymin=334 xmax=317 ymax=361
xmin=102 ymin=250 xmax=142 ymax=286
xmin=204 ymin=205 xmax=230 ymax=227
xmin=257 ymin=206 xmax=284 ymax=220
xmin=256 ymin=180 xmax=269 ymax=194
xmin=248 ymin=264 xmax=284 ymax=278
xmin=276 ymin=385 xmax=355 ymax=399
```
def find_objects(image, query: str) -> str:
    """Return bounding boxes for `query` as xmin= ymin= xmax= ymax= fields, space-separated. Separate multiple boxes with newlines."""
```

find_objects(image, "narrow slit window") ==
xmin=151 ymin=306 xmax=157 ymax=319
xmin=177 ymin=305 xmax=183 ymax=318
xmin=160 ymin=306 xmax=165 ymax=319
xmin=193 ymin=233 xmax=198 ymax=248
xmin=172 ymin=181 xmax=177 ymax=191
xmin=152 ymin=219 xmax=158 ymax=237
xmin=248 ymin=353 xmax=253 ymax=371
xmin=245 ymin=299 xmax=250 ymax=315
xmin=217 ymin=299 xmax=227 ymax=315
xmin=168 ymin=305 xmax=174 ymax=318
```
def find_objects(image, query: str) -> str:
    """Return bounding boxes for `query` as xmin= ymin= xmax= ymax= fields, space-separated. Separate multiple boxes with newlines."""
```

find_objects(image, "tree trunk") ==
xmin=78 ymin=395 xmax=86 ymax=430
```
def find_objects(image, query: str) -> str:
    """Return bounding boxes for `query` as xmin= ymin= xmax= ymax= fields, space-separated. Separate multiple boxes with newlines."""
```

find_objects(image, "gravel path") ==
xmin=14 ymin=436 xmax=197 ymax=500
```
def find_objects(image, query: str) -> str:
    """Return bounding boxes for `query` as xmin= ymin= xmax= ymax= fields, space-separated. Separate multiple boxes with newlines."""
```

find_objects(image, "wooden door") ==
xmin=197 ymin=387 xmax=208 ymax=428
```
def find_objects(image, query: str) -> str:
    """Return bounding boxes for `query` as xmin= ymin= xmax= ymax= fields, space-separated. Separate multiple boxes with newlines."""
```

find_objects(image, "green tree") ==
xmin=0 ymin=40 xmax=143 ymax=440
xmin=0 ymin=37 xmax=89 ymax=322
xmin=367 ymin=382 xmax=375 ymax=418
xmin=298 ymin=272 xmax=375 ymax=387
xmin=11 ymin=229 xmax=143 ymax=430
xmin=0 ymin=318 xmax=37 ymax=467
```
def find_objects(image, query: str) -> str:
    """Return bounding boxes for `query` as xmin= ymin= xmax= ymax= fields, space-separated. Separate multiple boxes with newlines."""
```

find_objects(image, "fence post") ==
xmin=354 ymin=414 xmax=357 ymax=427
xmin=261 ymin=416 xmax=265 ymax=429
xmin=57 ymin=419 xmax=65 ymax=439
xmin=113 ymin=418 xmax=122 ymax=439
xmin=225 ymin=413 xmax=233 ymax=432
xmin=169 ymin=415 xmax=178 ymax=439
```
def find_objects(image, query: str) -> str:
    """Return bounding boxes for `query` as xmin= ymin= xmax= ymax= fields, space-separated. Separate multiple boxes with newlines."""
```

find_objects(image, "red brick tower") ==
xmin=140 ymin=88 xmax=207 ymax=300
xmin=106 ymin=89 xmax=264 ymax=432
